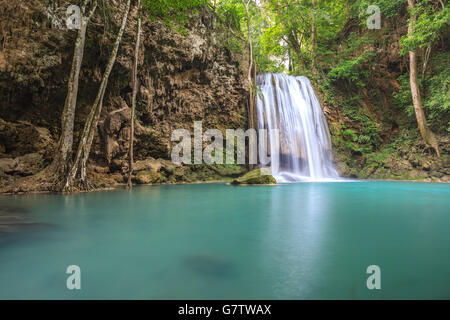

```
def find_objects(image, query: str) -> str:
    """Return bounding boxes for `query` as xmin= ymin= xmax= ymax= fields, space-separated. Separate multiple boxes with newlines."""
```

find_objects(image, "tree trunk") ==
xmin=407 ymin=0 xmax=440 ymax=157
xmin=311 ymin=0 xmax=317 ymax=75
xmin=128 ymin=0 xmax=142 ymax=190
xmin=241 ymin=0 xmax=255 ymax=130
xmin=241 ymin=0 xmax=256 ymax=170
xmin=421 ymin=45 xmax=431 ymax=82
xmin=65 ymin=0 xmax=132 ymax=191
xmin=51 ymin=0 xmax=97 ymax=190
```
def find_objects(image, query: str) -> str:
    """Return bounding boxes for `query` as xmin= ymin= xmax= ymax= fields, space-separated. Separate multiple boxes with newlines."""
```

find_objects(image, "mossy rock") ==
xmin=231 ymin=169 xmax=277 ymax=185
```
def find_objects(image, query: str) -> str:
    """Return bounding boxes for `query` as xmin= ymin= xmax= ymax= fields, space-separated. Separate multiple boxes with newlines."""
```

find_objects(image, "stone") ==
xmin=0 ymin=158 xmax=16 ymax=174
xmin=0 ymin=119 xmax=54 ymax=159
xmin=109 ymin=159 xmax=127 ymax=173
xmin=0 ymin=153 xmax=42 ymax=176
xmin=14 ymin=153 xmax=43 ymax=176
xmin=334 ymin=161 xmax=349 ymax=176
xmin=399 ymin=159 xmax=413 ymax=170
xmin=92 ymin=166 xmax=110 ymax=174
xmin=382 ymin=158 xmax=393 ymax=169
xmin=409 ymin=157 xmax=420 ymax=168
xmin=231 ymin=169 xmax=277 ymax=185
xmin=133 ymin=158 xmax=162 ymax=173
xmin=99 ymin=105 xmax=132 ymax=164
xmin=135 ymin=171 xmax=161 ymax=184
xmin=422 ymin=161 xmax=432 ymax=171
xmin=409 ymin=169 xmax=428 ymax=179
xmin=430 ymin=171 xmax=444 ymax=178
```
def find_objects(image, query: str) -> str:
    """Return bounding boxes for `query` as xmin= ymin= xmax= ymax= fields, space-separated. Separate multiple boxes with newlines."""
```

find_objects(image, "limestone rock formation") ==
xmin=0 ymin=1 xmax=248 ymax=191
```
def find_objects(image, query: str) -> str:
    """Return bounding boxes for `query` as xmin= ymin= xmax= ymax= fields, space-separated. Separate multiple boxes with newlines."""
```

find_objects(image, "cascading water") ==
xmin=257 ymin=73 xmax=339 ymax=183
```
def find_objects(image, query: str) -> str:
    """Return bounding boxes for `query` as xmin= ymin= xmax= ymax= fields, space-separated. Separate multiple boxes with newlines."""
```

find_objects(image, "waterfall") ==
xmin=257 ymin=73 xmax=339 ymax=183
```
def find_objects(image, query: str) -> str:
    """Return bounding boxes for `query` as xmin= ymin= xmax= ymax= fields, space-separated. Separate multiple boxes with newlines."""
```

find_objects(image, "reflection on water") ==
xmin=0 ymin=182 xmax=449 ymax=299
xmin=263 ymin=184 xmax=334 ymax=298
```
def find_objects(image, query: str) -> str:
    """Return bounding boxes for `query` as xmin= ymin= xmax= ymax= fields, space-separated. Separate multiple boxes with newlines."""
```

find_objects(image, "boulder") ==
xmin=422 ymin=161 xmax=432 ymax=171
xmin=0 ymin=153 xmax=42 ymax=176
xmin=0 ymin=119 xmax=54 ymax=159
xmin=91 ymin=166 xmax=110 ymax=174
xmin=109 ymin=159 xmax=127 ymax=173
xmin=135 ymin=171 xmax=161 ymax=184
xmin=409 ymin=169 xmax=428 ymax=179
xmin=231 ymin=169 xmax=277 ymax=185
xmin=99 ymin=105 xmax=131 ymax=164
xmin=335 ymin=161 xmax=350 ymax=176
xmin=430 ymin=171 xmax=444 ymax=178
xmin=382 ymin=158 xmax=393 ymax=169
xmin=134 ymin=158 xmax=162 ymax=173
xmin=14 ymin=153 xmax=42 ymax=176
xmin=0 ymin=158 xmax=16 ymax=174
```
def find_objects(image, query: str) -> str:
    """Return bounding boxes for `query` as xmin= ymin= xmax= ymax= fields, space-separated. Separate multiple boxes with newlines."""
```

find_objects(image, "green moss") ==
xmin=231 ymin=169 xmax=277 ymax=185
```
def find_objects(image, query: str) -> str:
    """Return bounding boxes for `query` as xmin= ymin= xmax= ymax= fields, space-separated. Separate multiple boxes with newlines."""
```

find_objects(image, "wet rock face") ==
xmin=0 ymin=153 xmax=43 ymax=177
xmin=0 ymin=2 xmax=248 ymax=188
xmin=0 ymin=119 xmax=54 ymax=161
xmin=135 ymin=171 xmax=161 ymax=184
xmin=139 ymin=18 xmax=247 ymax=132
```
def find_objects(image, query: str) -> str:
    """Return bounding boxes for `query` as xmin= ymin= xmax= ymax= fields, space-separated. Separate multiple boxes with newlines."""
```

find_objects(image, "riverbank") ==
xmin=1 ymin=173 xmax=449 ymax=196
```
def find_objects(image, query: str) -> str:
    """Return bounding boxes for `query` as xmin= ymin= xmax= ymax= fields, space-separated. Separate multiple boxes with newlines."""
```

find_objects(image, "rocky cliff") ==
xmin=0 ymin=0 xmax=248 ymax=191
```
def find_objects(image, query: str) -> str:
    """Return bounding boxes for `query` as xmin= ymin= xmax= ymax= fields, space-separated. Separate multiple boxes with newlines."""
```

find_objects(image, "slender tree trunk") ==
xmin=421 ymin=45 xmax=431 ymax=82
xmin=51 ymin=0 xmax=97 ymax=190
xmin=241 ymin=0 xmax=254 ymax=130
xmin=407 ymin=0 xmax=440 ymax=157
xmin=241 ymin=0 xmax=256 ymax=170
xmin=128 ymin=0 xmax=142 ymax=190
xmin=311 ymin=0 xmax=317 ymax=75
xmin=65 ymin=0 xmax=132 ymax=191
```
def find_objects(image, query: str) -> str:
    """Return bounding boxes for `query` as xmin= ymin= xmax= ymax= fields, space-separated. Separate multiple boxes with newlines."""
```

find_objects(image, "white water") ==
xmin=257 ymin=73 xmax=340 ymax=183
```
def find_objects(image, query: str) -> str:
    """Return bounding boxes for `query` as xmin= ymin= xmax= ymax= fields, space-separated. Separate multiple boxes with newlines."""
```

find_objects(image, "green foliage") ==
xmin=423 ymin=52 xmax=450 ymax=132
xmin=341 ymin=126 xmax=373 ymax=152
xmin=401 ymin=1 xmax=450 ymax=53
xmin=328 ymin=50 xmax=375 ymax=86
xmin=217 ymin=1 xmax=243 ymax=31
xmin=143 ymin=0 xmax=207 ymax=16
xmin=139 ymin=0 xmax=449 ymax=152
xmin=342 ymin=128 xmax=358 ymax=142
xmin=142 ymin=0 xmax=207 ymax=23
xmin=352 ymin=0 xmax=406 ymax=21
xmin=393 ymin=52 xmax=450 ymax=132
xmin=392 ymin=73 xmax=414 ymax=117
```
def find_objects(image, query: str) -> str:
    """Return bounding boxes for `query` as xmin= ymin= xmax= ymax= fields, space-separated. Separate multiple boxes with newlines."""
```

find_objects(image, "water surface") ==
xmin=0 ymin=181 xmax=449 ymax=299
